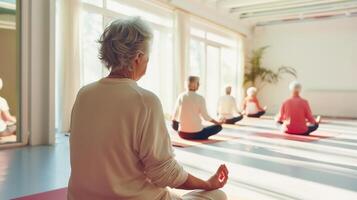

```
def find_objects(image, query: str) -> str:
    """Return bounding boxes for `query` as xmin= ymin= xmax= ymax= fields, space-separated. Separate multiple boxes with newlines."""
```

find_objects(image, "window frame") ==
xmin=188 ymin=19 xmax=242 ymax=116
xmin=79 ymin=0 xmax=176 ymax=114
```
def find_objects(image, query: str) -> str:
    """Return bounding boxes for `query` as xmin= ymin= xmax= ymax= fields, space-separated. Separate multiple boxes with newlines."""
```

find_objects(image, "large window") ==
xmin=80 ymin=0 xmax=175 ymax=113
xmin=81 ymin=11 xmax=105 ymax=86
xmin=188 ymin=18 xmax=242 ymax=117
xmin=79 ymin=0 xmax=243 ymax=116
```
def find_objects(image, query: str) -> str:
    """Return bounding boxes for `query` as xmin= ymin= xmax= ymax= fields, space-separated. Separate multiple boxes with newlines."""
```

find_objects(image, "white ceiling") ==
xmin=201 ymin=0 xmax=357 ymax=26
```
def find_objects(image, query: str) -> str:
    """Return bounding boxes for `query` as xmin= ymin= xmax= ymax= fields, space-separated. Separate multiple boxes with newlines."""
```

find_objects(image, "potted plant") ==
xmin=244 ymin=46 xmax=297 ymax=90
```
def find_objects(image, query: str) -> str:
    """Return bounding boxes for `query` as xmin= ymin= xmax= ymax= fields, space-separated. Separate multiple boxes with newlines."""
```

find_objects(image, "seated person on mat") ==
xmin=242 ymin=87 xmax=266 ymax=118
xmin=69 ymin=18 xmax=228 ymax=200
xmin=217 ymin=86 xmax=243 ymax=124
xmin=0 ymin=78 xmax=17 ymax=136
xmin=275 ymin=81 xmax=321 ymax=135
xmin=172 ymin=76 xmax=222 ymax=140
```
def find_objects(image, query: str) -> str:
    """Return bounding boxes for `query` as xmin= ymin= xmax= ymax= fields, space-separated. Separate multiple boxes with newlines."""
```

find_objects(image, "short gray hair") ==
xmin=98 ymin=17 xmax=153 ymax=71
xmin=289 ymin=80 xmax=302 ymax=92
xmin=225 ymin=86 xmax=232 ymax=95
xmin=247 ymin=87 xmax=257 ymax=96
xmin=188 ymin=76 xmax=199 ymax=83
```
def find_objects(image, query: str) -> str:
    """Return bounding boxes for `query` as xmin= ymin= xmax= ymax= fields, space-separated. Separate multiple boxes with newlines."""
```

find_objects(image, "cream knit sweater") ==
xmin=68 ymin=78 xmax=188 ymax=200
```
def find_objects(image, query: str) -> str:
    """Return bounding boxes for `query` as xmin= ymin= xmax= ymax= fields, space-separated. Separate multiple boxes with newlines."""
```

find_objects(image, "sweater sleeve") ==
xmin=277 ymin=102 xmax=285 ymax=122
xmin=0 ymin=97 xmax=10 ymax=112
xmin=172 ymin=95 xmax=181 ymax=121
xmin=199 ymin=97 xmax=213 ymax=121
xmin=304 ymin=101 xmax=316 ymax=124
xmin=232 ymin=97 xmax=240 ymax=115
xmin=254 ymin=98 xmax=264 ymax=111
xmin=138 ymin=94 xmax=188 ymax=188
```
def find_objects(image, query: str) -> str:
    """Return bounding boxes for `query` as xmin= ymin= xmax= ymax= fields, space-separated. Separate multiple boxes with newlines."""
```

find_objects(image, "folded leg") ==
xmin=179 ymin=125 xmax=222 ymax=140
xmin=304 ymin=124 xmax=319 ymax=135
xmin=225 ymin=115 xmax=243 ymax=124
xmin=247 ymin=110 xmax=266 ymax=118
xmin=182 ymin=189 xmax=227 ymax=200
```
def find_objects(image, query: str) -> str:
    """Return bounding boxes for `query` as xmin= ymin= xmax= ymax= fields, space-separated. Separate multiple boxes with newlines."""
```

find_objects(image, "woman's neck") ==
xmin=108 ymin=69 xmax=134 ymax=79
xmin=292 ymin=92 xmax=300 ymax=97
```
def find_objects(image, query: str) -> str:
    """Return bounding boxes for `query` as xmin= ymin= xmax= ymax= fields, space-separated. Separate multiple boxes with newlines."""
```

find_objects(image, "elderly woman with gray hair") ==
xmin=68 ymin=17 xmax=228 ymax=200
xmin=242 ymin=87 xmax=266 ymax=118
xmin=275 ymin=81 xmax=321 ymax=135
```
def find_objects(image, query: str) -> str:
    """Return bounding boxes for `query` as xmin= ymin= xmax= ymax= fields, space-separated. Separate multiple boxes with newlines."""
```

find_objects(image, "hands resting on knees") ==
xmin=206 ymin=164 xmax=229 ymax=190
xmin=177 ymin=164 xmax=229 ymax=191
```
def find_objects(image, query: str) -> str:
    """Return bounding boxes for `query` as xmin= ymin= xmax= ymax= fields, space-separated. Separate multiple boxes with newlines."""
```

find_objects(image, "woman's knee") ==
xmin=258 ymin=111 xmax=266 ymax=116
xmin=210 ymin=189 xmax=227 ymax=200
xmin=216 ymin=125 xmax=223 ymax=132
xmin=212 ymin=125 xmax=222 ymax=134
xmin=183 ymin=189 xmax=227 ymax=200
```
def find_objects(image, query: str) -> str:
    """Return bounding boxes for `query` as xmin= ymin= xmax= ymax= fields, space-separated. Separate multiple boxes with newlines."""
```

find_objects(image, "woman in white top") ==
xmin=172 ymin=76 xmax=223 ymax=140
xmin=217 ymin=86 xmax=243 ymax=124
xmin=0 ymin=78 xmax=16 ymax=136
xmin=242 ymin=87 xmax=266 ymax=118
xmin=69 ymin=17 xmax=228 ymax=200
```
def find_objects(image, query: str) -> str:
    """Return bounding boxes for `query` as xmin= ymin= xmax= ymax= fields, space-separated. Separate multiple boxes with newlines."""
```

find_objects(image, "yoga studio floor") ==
xmin=1 ymin=117 xmax=357 ymax=200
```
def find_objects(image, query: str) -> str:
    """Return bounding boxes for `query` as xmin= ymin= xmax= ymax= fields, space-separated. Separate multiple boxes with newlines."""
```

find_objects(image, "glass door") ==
xmin=205 ymin=45 xmax=220 ymax=117
xmin=189 ymin=39 xmax=206 ymax=96
xmin=80 ymin=11 xmax=105 ymax=86
xmin=0 ymin=0 xmax=20 ymax=144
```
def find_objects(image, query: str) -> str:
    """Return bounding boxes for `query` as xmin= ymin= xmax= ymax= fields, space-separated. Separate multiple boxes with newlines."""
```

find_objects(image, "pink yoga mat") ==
xmin=13 ymin=188 xmax=67 ymax=200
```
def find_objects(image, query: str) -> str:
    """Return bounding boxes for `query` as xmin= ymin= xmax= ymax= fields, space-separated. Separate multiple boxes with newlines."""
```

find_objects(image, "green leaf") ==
xmin=244 ymin=46 xmax=297 ymax=89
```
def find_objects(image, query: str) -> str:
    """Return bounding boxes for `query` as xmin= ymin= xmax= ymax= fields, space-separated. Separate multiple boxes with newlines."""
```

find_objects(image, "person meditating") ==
xmin=0 ymin=78 xmax=16 ymax=136
xmin=68 ymin=17 xmax=228 ymax=200
xmin=172 ymin=76 xmax=223 ymax=140
xmin=242 ymin=87 xmax=266 ymax=118
xmin=275 ymin=81 xmax=321 ymax=135
xmin=217 ymin=86 xmax=243 ymax=124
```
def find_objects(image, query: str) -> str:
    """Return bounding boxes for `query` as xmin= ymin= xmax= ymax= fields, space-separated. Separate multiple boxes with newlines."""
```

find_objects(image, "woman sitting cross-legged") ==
xmin=172 ymin=76 xmax=223 ymax=140
xmin=242 ymin=87 xmax=266 ymax=118
xmin=217 ymin=86 xmax=243 ymax=124
xmin=0 ymin=78 xmax=17 ymax=137
xmin=275 ymin=81 xmax=321 ymax=135
xmin=68 ymin=17 xmax=228 ymax=200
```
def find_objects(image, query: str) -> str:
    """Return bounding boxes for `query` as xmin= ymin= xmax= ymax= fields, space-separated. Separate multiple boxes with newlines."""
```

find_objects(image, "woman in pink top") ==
xmin=242 ymin=87 xmax=266 ymax=118
xmin=276 ymin=81 xmax=321 ymax=135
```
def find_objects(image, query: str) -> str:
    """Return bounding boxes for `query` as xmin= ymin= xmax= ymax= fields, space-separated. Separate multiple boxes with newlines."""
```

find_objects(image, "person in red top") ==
xmin=276 ymin=81 xmax=321 ymax=135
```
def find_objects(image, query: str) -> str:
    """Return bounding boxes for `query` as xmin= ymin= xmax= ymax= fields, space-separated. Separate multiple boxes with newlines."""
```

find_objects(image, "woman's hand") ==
xmin=218 ymin=119 xmax=226 ymax=124
xmin=210 ymin=119 xmax=223 ymax=125
xmin=176 ymin=164 xmax=229 ymax=191
xmin=205 ymin=164 xmax=229 ymax=190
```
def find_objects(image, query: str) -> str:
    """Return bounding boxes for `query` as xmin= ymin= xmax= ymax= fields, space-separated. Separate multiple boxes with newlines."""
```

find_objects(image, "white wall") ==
xmin=253 ymin=17 xmax=357 ymax=118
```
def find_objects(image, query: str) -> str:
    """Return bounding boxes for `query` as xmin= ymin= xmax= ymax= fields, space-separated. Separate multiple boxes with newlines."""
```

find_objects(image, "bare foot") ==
xmin=316 ymin=115 xmax=321 ymax=124
xmin=219 ymin=119 xmax=226 ymax=124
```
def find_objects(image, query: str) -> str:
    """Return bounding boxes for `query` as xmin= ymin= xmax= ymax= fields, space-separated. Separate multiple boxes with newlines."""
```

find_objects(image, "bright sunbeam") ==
xmin=175 ymin=149 xmax=357 ymax=200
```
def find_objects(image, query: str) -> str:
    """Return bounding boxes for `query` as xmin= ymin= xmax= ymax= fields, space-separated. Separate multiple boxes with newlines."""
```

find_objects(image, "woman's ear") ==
xmin=132 ymin=52 xmax=141 ymax=67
